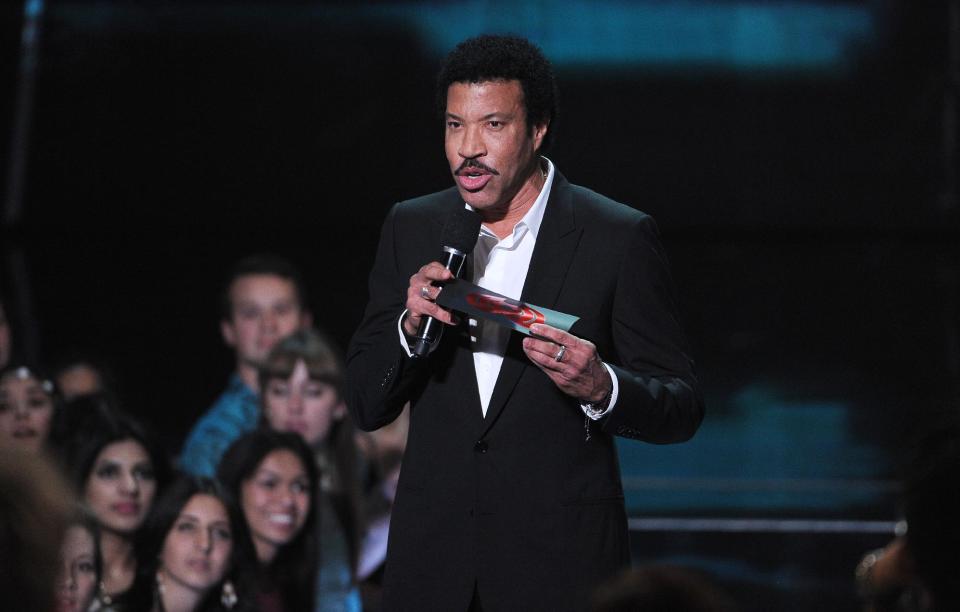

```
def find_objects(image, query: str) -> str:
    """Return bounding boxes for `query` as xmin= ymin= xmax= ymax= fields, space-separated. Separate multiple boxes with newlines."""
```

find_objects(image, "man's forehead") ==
xmin=446 ymin=79 xmax=525 ymax=113
xmin=230 ymin=274 xmax=299 ymax=301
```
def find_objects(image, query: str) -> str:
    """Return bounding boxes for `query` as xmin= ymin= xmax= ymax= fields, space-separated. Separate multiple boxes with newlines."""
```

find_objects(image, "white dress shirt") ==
xmin=399 ymin=158 xmax=618 ymax=418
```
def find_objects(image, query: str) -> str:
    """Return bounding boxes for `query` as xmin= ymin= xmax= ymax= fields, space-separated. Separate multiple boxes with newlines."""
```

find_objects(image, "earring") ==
xmin=155 ymin=570 xmax=165 ymax=595
xmin=221 ymin=580 xmax=237 ymax=609
xmin=98 ymin=581 xmax=113 ymax=606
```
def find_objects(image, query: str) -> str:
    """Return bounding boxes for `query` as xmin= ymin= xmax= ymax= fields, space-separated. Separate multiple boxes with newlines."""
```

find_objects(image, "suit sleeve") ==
xmin=345 ymin=204 xmax=428 ymax=431
xmin=600 ymin=215 xmax=705 ymax=443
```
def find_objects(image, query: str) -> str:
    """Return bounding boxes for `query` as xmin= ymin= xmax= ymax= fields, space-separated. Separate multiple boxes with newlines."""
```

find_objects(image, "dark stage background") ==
xmin=1 ymin=2 xmax=958 ymax=610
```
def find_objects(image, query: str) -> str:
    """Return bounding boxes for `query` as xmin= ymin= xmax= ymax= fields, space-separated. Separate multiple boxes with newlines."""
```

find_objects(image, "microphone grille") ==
xmin=441 ymin=208 xmax=482 ymax=253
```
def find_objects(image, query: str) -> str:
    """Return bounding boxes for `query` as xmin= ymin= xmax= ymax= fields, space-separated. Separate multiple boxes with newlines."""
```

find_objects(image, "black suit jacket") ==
xmin=346 ymin=171 xmax=704 ymax=612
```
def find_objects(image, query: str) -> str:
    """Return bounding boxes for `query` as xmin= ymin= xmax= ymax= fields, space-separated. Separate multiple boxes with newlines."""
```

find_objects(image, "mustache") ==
xmin=455 ymin=159 xmax=500 ymax=176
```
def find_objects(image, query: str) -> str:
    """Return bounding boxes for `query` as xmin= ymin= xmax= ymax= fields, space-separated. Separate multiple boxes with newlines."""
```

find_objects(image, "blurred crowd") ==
xmin=0 ymin=254 xmax=404 ymax=612
xmin=0 ymin=253 xmax=956 ymax=612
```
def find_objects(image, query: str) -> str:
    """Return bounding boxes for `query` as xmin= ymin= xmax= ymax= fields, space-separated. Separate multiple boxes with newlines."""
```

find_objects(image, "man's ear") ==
xmin=532 ymin=120 xmax=549 ymax=152
xmin=300 ymin=310 xmax=313 ymax=329
xmin=220 ymin=319 xmax=237 ymax=348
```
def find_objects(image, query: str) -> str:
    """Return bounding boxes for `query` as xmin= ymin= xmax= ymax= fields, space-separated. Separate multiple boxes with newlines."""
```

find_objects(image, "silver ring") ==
xmin=420 ymin=285 xmax=431 ymax=300
xmin=554 ymin=345 xmax=566 ymax=363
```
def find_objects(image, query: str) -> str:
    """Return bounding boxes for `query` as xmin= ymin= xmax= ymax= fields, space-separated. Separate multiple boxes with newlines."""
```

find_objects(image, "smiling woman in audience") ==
xmin=259 ymin=328 xmax=363 ymax=611
xmin=217 ymin=429 xmax=318 ymax=612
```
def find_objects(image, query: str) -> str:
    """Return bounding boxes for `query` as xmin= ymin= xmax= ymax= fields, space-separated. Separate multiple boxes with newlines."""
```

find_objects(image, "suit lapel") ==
xmin=478 ymin=173 xmax=582 ymax=437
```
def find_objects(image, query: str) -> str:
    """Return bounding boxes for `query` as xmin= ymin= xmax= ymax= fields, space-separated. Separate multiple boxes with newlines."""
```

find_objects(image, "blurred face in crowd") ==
xmin=55 ymin=525 xmax=98 ymax=612
xmin=221 ymin=274 xmax=309 ymax=370
xmin=56 ymin=363 xmax=103 ymax=401
xmin=444 ymin=80 xmax=547 ymax=217
xmin=240 ymin=449 xmax=310 ymax=563
xmin=263 ymin=359 xmax=345 ymax=448
xmin=0 ymin=368 xmax=55 ymax=452
xmin=158 ymin=494 xmax=233 ymax=596
xmin=0 ymin=302 xmax=10 ymax=369
xmin=84 ymin=439 xmax=157 ymax=534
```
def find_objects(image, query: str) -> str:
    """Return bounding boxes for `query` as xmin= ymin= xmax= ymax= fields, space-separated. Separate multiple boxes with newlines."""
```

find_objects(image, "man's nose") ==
xmin=458 ymin=125 xmax=485 ymax=159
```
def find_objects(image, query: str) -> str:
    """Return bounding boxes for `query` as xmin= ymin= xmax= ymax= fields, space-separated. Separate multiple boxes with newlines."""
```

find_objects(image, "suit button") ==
xmin=474 ymin=440 xmax=488 ymax=453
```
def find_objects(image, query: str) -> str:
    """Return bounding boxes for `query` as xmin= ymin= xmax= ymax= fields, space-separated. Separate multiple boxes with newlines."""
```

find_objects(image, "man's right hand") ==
xmin=403 ymin=262 xmax=458 ymax=336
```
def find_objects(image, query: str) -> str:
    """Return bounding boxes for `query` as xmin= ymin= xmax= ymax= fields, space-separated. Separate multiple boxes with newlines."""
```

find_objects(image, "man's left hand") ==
xmin=523 ymin=323 xmax=610 ymax=403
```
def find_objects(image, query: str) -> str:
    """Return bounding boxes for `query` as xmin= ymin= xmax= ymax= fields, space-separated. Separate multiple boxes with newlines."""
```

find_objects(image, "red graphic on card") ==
xmin=465 ymin=293 xmax=545 ymax=328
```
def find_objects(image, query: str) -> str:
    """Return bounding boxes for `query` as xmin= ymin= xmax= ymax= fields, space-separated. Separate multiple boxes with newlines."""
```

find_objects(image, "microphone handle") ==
xmin=412 ymin=247 xmax=467 ymax=358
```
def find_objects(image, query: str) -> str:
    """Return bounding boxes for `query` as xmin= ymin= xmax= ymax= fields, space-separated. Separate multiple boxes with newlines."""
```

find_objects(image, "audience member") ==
xmin=56 ymin=508 xmax=102 ymax=612
xmin=62 ymin=403 xmax=172 ymax=610
xmin=217 ymin=428 xmax=319 ymax=612
xmin=125 ymin=475 xmax=248 ymax=612
xmin=856 ymin=415 xmax=960 ymax=612
xmin=591 ymin=564 xmax=739 ymax=612
xmin=0 ymin=445 xmax=73 ymax=612
xmin=353 ymin=404 xmax=408 ymax=610
xmin=0 ymin=363 xmax=60 ymax=453
xmin=180 ymin=254 xmax=311 ymax=477
xmin=52 ymin=350 xmax=116 ymax=401
xmin=258 ymin=328 xmax=362 ymax=611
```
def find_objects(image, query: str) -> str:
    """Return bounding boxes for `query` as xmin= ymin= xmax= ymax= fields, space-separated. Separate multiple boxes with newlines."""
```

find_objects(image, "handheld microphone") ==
xmin=412 ymin=208 xmax=481 ymax=358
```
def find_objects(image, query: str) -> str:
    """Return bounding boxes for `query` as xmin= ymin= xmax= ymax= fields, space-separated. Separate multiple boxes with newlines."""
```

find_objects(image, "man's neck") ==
xmin=237 ymin=361 xmax=259 ymax=393
xmin=481 ymin=162 xmax=546 ymax=240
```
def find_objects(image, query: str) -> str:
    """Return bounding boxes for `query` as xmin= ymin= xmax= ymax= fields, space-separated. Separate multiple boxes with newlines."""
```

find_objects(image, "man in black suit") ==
xmin=346 ymin=35 xmax=704 ymax=612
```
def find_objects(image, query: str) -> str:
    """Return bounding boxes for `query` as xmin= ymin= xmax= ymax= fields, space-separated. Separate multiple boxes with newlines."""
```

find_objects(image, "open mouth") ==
xmin=268 ymin=513 xmax=295 ymax=526
xmin=457 ymin=171 xmax=492 ymax=191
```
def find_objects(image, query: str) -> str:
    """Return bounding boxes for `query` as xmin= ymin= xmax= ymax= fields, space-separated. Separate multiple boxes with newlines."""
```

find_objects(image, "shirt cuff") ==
xmin=396 ymin=310 xmax=442 ymax=357
xmin=397 ymin=310 xmax=415 ymax=357
xmin=581 ymin=363 xmax=619 ymax=420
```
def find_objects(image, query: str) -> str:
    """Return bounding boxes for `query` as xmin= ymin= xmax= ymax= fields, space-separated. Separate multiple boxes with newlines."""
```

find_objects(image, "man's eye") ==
xmin=488 ymin=121 xmax=502 ymax=128
xmin=446 ymin=121 xmax=461 ymax=129
xmin=238 ymin=308 xmax=259 ymax=320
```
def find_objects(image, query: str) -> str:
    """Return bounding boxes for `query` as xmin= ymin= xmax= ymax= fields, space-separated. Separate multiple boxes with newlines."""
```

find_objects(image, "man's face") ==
xmin=221 ymin=274 xmax=307 ymax=368
xmin=444 ymin=80 xmax=547 ymax=215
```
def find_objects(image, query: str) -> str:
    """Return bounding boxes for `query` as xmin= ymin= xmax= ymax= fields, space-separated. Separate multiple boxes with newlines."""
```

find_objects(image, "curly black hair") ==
xmin=436 ymin=34 xmax=558 ymax=151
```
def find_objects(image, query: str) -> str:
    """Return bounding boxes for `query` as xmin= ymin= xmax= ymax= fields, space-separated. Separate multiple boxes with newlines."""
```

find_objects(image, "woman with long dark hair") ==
xmin=55 ymin=508 xmax=101 ymax=612
xmin=60 ymin=399 xmax=172 ymax=610
xmin=124 ymin=476 xmax=249 ymax=612
xmin=258 ymin=328 xmax=362 ymax=611
xmin=217 ymin=428 xmax=318 ymax=612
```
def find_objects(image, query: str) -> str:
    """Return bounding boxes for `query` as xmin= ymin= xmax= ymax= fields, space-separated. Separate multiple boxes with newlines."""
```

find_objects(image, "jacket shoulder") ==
xmin=567 ymin=182 xmax=652 ymax=228
xmin=392 ymin=187 xmax=463 ymax=221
